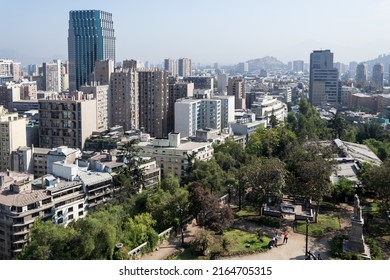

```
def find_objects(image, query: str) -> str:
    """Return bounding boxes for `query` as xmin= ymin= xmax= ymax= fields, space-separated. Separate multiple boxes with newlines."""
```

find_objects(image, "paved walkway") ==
xmin=140 ymin=218 xmax=332 ymax=260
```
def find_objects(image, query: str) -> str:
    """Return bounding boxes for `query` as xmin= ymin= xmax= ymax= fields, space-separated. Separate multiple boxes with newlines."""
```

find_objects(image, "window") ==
xmin=32 ymin=212 xmax=40 ymax=218
xmin=78 ymin=204 xmax=83 ymax=209
xmin=78 ymin=211 xmax=84 ymax=217
xmin=68 ymin=214 xmax=74 ymax=220
xmin=57 ymin=211 xmax=63 ymax=217
xmin=68 ymin=207 xmax=73 ymax=213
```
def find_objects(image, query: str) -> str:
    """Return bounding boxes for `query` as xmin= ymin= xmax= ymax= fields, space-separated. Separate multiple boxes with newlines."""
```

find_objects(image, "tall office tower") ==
xmin=68 ymin=10 xmax=115 ymax=91
xmin=293 ymin=60 xmax=304 ymax=72
xmin=349 ymin=61 xmax=358 ymax=77
xmin=27 ymin=64 xmax=39 ymax=76
xmin=287 ymin=61 xmax=293 ymax=71
xmin=217 ymin=72 xmax=228 ymax=93
xmin=309 ymin=50 xmax=339 ymax=106
xmin=227 ymin=77 xmax=246 ymax=110
xmin=81 ymin=83 xmax=110 ymax=130
xmin=167 ymin=79 xmax=194 ymax=133
xmin=178 ymin=58 xmax=192 ymax=77
xmin=371 ymin=63 xmax=384 ymax=91
xmin=93 ymin=59 xmax=114 ymax=86
xmin=355 ymin=63 xmax=368 ymax=85
xmin=38 ymin=92 xmax=97 ymax=149
xmin=138 ymin=69 xmax=169 ymax=138
xmin=237 ymin=62 xmax=249 ymax=73
xmin=0 ymin=106 xmax=27 ymax=171
xmin=110 ymin=68 xmax=139 ymax=130
xmin=43 ymin=60 xmax=62 ymax=92
xmin=164 ymin=58 xmax=178 ymax=77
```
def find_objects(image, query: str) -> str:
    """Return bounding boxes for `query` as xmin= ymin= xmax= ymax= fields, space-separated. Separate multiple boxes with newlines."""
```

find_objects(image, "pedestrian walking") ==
xmin=283 ymin=231 xmax=289 ymax=244
xmin=273 ymin=233 xmax=280 ymax=247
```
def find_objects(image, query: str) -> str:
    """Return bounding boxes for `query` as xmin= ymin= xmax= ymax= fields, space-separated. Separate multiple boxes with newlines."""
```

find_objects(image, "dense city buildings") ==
xmin=68 ymin=10 xmax=115 ymax=91
xmin=93 ymin=59 xmax=114 ymax=86
xmin=309 ymin=50 xmax=340 ymax=106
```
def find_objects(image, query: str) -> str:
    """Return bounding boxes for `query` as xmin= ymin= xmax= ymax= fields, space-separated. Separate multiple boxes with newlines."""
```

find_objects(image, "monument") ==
xmin=343 ymin=194 xmax=370 ymax=258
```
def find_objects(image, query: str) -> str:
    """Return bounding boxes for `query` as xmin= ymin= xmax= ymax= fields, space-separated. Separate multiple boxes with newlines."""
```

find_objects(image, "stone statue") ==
xmin=353 ymin=194 xmax=362 ymax=221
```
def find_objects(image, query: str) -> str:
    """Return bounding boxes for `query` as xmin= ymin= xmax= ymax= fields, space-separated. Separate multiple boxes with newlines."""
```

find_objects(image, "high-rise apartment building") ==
xmin=212 ymin=95 xmax=235 ymax=130
xmin=110 ymin=68 xmax=139 ymax=130
xmin=178 ymin=58 xmax=192 ymax=77
xmin=309 ymin=50 xmax=340 ymax=106
xmin=38 ymin=92 xmax=97 ymax=149
xmin=371 ymin=63 xmax=384 ymax=91
xmin=138 ymin=69 xmax=169 ymax=138
xmin=93 ymin=59 xmax=114 ymax=85
xmin=217 ymin=72 xmax=228 ymax=93
xmin=168 ymin=79 xmax=194 ymax=133
xmin=68 ymin=10 xmax=115 ymax=91
xmin=164 ymin=58 xmax=178 ymax=77
xmin=80 ymin=83 xmax=110 ymax=130
xmin=228 ymin=77 xmax=246 ymax=110
xmin=43 ymin=60 xmax=62 ymax=92
xmin=355 ymin=63 xmax=368 ymax=85
xmin=0 ymin=106 xmax=27 ymax=171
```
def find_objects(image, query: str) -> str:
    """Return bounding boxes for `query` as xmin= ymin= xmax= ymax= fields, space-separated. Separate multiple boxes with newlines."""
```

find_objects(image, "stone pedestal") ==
xmin=343 ymin=194 xmax=370 ymax=258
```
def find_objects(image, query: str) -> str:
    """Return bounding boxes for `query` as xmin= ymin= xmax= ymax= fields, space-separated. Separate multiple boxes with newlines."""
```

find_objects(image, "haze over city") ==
xmin=1 ymin=0 xmax=390 ymax=65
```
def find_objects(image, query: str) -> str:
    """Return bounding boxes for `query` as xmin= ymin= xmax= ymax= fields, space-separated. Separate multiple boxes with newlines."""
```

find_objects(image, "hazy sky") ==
xmin=1 ymin=0 xmax=390 ymax=66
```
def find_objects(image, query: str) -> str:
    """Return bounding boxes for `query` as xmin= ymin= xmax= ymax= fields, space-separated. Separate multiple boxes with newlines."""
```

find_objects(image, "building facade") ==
xmin=0 ymin=106 xmax=27 ymax=171
xmin=68 ymin=10 xmax=115 ymax=91
xmin=178 ymin=58 xmax=192 ymax=77
xmin=110 ymin=68 xmax=139 ymax=131
xmin=38 ymin=93 xmax=97 ymax=149
xmin=371 ymin=63 xmax=384 ymax=91
xmin=138 ymin=69 xmax=169 ymax=138
xmin=309 ymin=50 xmax=340 ymax=106
xmin=228 ymin=77 xmax=246 ymax=110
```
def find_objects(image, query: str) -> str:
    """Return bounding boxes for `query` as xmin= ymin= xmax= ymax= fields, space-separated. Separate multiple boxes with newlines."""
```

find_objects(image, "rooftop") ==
xmin=0 ymin=188 xmax=50 ymax=207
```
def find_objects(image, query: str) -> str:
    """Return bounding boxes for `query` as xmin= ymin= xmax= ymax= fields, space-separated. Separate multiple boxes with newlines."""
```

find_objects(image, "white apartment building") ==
xmin=212 ymin=95 xmax=234 ymax=130
xmin=175 ymin=98 xmax=221 ymax=138
xmin=137 ymin=133 xmax=213 ymax=180
xmin=251 ymin=96 xmax=287 ymax=127
xmin=81 ymin=83 xmax=110 ymax=131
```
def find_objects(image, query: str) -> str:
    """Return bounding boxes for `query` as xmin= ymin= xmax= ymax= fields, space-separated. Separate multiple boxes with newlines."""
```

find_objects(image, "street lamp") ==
xmin=305 ymin=218 xmax=310 ymax=257
xmin=176 ymin=205 xmax=184 ymax=247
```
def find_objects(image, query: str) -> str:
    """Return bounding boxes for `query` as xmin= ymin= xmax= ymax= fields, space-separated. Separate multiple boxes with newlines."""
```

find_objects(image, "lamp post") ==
xmin=305 ymin=218 xmax=309 ymax=257
xmin=176 ymin=205 xmax=184 ymax=247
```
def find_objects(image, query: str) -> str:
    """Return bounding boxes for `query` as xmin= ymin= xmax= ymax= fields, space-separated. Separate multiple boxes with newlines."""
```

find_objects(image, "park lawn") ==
xmin=295 ymin=214 xmax=340 ymax=237
xmin=234 ymin=206 xmax=259 ymax=218
xmin=222 ymin=228 xmax=270 ymax=252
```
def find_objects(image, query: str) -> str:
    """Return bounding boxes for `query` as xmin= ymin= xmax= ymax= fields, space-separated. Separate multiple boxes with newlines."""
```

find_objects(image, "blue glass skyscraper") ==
xmin=68 ymin=10 xmax=115 ymax=91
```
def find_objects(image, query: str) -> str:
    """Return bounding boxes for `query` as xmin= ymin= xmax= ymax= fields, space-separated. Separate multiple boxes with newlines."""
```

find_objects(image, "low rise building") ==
xmin=137 ymin=133 xmax=213 ymax=180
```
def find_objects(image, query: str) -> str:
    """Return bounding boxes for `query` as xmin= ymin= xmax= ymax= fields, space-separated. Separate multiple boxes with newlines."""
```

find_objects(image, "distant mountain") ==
xmin=363 ymin=53 xmax=390 ymax=72
xmin=246 ymin=56 xmax=286 ymax=71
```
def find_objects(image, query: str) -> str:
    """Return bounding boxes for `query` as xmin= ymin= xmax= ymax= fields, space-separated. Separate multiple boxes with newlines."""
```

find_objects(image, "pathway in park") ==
xmin=140 ymin=218 xmax=333 ymax=260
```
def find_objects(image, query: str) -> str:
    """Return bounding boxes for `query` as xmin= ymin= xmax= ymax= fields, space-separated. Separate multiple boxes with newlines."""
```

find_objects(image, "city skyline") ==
xmin=1 ymin=0 xmax=390 ymax=66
